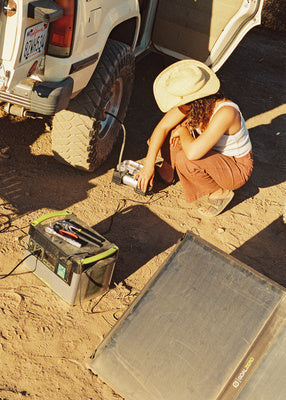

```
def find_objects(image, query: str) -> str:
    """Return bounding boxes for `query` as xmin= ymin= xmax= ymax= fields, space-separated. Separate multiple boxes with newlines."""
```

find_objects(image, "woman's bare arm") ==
xmin=136 ymin=107 xmax=186 ymax=192
xmin=178 ymin=106 xmax=239 ymax=160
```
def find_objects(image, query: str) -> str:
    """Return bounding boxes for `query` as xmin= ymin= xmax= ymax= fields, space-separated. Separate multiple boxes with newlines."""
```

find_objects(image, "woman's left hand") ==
xmin=170 ymin=125 xmax=181 ymax=147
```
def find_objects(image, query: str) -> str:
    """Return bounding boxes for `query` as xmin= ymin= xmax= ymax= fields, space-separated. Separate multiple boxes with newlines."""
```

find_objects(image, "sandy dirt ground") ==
xmin=0 ymin=27 xmax=285 ymax=400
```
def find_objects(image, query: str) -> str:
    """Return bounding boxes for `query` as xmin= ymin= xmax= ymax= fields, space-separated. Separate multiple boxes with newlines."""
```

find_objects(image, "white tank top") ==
xmin=210 ymin=101 xmax=252 ymax=158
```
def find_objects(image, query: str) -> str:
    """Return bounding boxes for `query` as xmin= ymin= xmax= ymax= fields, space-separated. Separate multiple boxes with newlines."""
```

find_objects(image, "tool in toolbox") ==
xmin=45 ymin=225 xmax=81 ymax=248
xmin=53 ymin=223 xmax=79 ymax=240
xmin=56 ymin=219 xmax=105 ymax=246
xmin=24 ymin=210 xmax=118 ymax=305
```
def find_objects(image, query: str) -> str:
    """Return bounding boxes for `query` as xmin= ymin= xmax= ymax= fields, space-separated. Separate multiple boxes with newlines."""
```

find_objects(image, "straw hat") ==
xmin=153 ymin=59 xmax=220 ymax=112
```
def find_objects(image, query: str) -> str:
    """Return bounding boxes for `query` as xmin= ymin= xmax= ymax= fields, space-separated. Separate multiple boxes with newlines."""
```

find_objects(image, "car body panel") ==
xmin=150 ymin=0 xmax=264 ymax=71
xmin=0 ymin=0 xmax=264 ymax=113
xmin=0 ymin=0 xmax=140 ymax=93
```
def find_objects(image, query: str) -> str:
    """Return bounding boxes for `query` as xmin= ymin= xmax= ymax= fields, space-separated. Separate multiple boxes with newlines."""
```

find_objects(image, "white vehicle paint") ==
xmin=0 ymin=0 xmax=264 ymax=171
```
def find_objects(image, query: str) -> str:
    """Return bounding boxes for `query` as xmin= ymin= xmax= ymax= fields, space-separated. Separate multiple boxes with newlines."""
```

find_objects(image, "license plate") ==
xmin=21 ymin=22 xmax=49 ymax=63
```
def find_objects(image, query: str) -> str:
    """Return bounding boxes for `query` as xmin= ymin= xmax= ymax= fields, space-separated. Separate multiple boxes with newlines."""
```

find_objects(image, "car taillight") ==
xmin=47 ymin=0 xmax=75 ymax=57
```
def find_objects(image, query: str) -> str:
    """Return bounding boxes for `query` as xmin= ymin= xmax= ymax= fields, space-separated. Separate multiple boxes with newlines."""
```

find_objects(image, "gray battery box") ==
xmin=24 ymin=211 xmax=118 ymax=305
xmin=88 ymin=232 xmax=286 ymax=400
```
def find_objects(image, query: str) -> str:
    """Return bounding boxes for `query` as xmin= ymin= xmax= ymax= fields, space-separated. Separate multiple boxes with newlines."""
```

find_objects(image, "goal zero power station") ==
xmin=24 ymin=211 xmax=118 ymax=305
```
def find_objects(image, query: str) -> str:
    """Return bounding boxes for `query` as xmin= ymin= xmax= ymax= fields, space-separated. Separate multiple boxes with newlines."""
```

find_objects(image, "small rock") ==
xmin=0 ymin=147 xmax=10 ymax=159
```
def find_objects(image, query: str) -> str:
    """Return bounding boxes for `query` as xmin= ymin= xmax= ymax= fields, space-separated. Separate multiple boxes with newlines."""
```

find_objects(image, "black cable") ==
xmin=100 ymin=198 xmax=127 ymax=235
xmin=99 ymin=191 xmax=169 ymax=235
xmin=103 ymin=110 xmax=126 ymax=172
xmin=103 ymin=111 xmax=124 ymax=125
xmin=0 ymin=214 xmax=12 ymax=233
xmin=0 ymin=203 xmax=32 ymax=235
xmin=78 ymin=262 xmax=124 ymax=315
xmin=0 ymin=202 xmax=17 ymax=213
xmin=0 ymin=249 xmax=41 ymax=280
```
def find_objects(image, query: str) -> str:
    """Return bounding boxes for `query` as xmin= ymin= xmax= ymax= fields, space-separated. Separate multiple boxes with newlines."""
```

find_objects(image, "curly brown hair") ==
xmin=186 ymin=90 xmax=225 ymax=131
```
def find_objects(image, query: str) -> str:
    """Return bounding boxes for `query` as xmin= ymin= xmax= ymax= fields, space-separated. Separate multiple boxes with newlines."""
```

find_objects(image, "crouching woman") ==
xmin=136 ymin=60 xmax=253 ymax=217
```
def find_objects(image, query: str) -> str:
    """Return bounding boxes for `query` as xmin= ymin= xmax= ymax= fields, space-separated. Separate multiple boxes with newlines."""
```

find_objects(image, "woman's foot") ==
xmin=198 ymin=189 xmax=234 ymax=217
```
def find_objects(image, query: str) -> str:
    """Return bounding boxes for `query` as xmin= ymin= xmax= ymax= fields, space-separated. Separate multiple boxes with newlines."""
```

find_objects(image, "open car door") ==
xmin=151 ymin=0 xmax=264 ymax=71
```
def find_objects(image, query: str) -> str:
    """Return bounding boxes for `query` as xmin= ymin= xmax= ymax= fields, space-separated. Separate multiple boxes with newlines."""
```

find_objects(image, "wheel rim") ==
xmin=99 ymin=77 xmax=124 ymax=140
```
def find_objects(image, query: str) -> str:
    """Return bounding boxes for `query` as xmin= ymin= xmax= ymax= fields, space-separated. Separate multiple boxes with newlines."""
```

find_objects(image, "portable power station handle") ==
xmin=80 ymin=245 xmax=119 ymax=265
xmin=31 ymin=210 xmax=73 ymax=226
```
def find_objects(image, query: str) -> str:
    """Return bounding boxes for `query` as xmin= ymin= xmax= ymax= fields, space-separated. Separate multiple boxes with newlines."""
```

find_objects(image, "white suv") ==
xmin=0 ymin=0 xmax=264 ymax=171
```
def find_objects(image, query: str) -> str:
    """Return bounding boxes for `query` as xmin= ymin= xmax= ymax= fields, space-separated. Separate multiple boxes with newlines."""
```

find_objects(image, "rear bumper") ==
xmin=0 ymin=77 xmax=73 ymax=116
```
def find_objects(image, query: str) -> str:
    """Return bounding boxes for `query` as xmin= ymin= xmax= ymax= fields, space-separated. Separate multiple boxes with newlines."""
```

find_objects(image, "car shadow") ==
xmin=0 ymin=29 xmax=284 ymax=216
xmin=0 ymin=113 xmax=103 ymax=213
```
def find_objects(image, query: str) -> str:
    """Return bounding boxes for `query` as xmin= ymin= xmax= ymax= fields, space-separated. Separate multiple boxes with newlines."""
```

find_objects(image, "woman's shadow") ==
xmin=93 ymin=204 xmax=182 ymax=286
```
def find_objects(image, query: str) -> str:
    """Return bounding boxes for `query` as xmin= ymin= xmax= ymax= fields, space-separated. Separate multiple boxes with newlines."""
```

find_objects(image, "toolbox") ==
xmin=24 ymin=211 xmax=118 ymax=305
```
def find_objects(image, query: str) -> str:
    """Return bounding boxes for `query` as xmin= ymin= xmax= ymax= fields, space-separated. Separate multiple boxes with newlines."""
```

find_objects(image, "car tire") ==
xmin=51 ymin=39 xmax=135 ymax=171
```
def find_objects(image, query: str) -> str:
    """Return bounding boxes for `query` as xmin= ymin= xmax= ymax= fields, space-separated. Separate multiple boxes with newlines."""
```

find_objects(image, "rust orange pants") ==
xmin=160 ymin=134 xmax=254 ymax=203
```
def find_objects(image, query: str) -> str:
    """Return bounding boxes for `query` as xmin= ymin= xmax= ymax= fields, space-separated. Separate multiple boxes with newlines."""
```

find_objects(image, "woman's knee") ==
xmin=175 ymin=151 xmax=197 ymax=174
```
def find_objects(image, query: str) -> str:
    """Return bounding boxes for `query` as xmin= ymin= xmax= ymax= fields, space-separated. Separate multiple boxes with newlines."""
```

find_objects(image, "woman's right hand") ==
xmin=134 ymin=107 xmax=187 ymax=192
xmin=134 ymin=161 xmax=155 ymax=193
